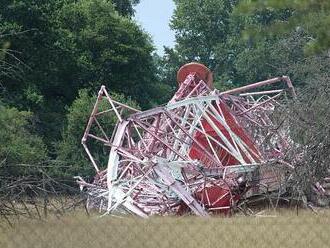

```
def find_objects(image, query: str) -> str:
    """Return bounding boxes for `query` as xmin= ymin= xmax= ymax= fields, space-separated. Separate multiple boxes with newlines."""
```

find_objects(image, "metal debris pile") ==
xmin=76 ymin=63 xmax=301 ymax=217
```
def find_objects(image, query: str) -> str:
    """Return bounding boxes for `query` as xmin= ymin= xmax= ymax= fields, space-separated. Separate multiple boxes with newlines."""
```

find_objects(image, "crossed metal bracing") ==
xmin=76 ymin=66 xmax=296 ymax=217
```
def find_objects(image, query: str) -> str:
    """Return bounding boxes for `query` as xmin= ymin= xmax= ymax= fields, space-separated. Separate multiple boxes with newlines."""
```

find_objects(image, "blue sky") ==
xmin=134 ymin=0 xmax=175 ymax=55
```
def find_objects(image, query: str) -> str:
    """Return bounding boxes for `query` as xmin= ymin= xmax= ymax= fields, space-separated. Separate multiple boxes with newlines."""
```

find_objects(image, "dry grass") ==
xmin=1 ymin=209 xmax=330 ymax=248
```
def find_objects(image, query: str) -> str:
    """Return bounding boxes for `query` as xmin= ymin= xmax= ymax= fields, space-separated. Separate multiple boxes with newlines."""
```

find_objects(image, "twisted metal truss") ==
xmin=76 ymin=63 xmax=296 ymax=217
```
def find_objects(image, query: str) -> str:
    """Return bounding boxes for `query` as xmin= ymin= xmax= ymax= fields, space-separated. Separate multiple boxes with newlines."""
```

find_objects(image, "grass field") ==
xmin=1 ymin=209 xmax=330 ymax=248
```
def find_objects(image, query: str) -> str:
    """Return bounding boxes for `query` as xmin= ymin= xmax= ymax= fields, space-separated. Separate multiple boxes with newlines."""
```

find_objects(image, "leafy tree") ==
xmin=237 ymin=0 xmax=330 ymax=54
xmin=231 ymin=30 xmax=310 ymax=84
xmin=57 ymin=0 xmax=157 ymax=107
xmin=0 ymin=103 xmax=47 ymax=176
xmin=0 ymin=0 xmax=159 ymax=148
xmin=0 ymin=0 xmax=80 ymax=145
xmin=163 ymin=0 xmax=319 ymax=88
xmin=170 ymin=0 xmax=238 ymax=70
xmin=111 ymin=0 xmax=140 ymax=17
xmin=55 ymin=89 xmax=139 ymax=179
xmin=160 ymin=0 xmax=239 ymax=91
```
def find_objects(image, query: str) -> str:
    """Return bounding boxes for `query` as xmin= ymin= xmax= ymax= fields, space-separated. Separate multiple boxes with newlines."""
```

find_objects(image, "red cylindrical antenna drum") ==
xmin=177 ymin=62 xmax=214 ymax=88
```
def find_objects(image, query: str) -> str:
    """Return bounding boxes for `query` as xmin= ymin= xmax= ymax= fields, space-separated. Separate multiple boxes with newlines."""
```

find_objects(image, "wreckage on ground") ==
xmin=75 ymin=62 xmax=329 ymax=217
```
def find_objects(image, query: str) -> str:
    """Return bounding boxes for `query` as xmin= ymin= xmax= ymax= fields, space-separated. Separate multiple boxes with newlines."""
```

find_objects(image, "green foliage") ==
xmin=163 ymin=0 xmax=326 ymax=89
xmin=57 ymin=0 xmax=157 ymax=107
xmin=0 ymin=103 xmax=47 ymax=176
xmin=0 ymin=0 xmax=171 ymax=179
xmin=0 ymin=0 xmax=158 ymax=148
xmin=55 ymin=89 xmax=139 ymax=179
xmin=161 ymin=0 xmax=238 ymax=90
xmin=237 ymin=0 xmax=330 ymax=54
xmin=171 ymin=0 xmax=238 ymax=70
xmin=111 ymin=0 xmax=140 ymax=17
xmin=1 ymin=0 xmax=329 ymax=183
xmin=231 ymin=30 xmax=310 ymax=84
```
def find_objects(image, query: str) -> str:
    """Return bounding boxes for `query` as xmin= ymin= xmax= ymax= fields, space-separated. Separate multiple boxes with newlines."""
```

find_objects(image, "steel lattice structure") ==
xmin=76 ymin=63 xmax=297 ymax=217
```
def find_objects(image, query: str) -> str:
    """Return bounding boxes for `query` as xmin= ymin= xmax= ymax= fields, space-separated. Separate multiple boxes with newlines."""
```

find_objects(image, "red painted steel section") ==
xmin=177 ymin=62 xmax=213 ymax=88
xmin=80 ymin=62 xmax=295 ymax=217
xmin=195 ymin=185 xmax=237 ymax=214
xmin=189 ymin=101 xmax=261 ymax=167
xmin=188 ymin=93 xmax=262 ymax=211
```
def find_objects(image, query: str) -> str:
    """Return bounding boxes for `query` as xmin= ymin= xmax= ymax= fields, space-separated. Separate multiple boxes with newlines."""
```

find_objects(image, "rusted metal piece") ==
xmin=77 ymin=62 xmax=297 ymax=217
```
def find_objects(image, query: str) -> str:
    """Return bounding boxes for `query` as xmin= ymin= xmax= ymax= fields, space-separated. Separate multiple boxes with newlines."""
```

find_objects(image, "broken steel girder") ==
xmin=76 ymin=62 xmax=295 ymax=217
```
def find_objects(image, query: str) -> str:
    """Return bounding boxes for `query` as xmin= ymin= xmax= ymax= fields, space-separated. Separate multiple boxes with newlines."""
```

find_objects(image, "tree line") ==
xmin=1 ymin=0 xmax=329 ymax=181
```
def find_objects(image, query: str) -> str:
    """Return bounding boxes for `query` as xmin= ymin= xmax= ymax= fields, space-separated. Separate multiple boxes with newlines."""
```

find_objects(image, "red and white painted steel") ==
xmin=76 ymin=63 xmax=295 ymax=217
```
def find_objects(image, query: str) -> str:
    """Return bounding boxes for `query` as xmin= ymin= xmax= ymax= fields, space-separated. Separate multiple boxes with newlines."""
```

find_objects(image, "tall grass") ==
xmin=1 ymin=210 xmax=329 ymax=248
